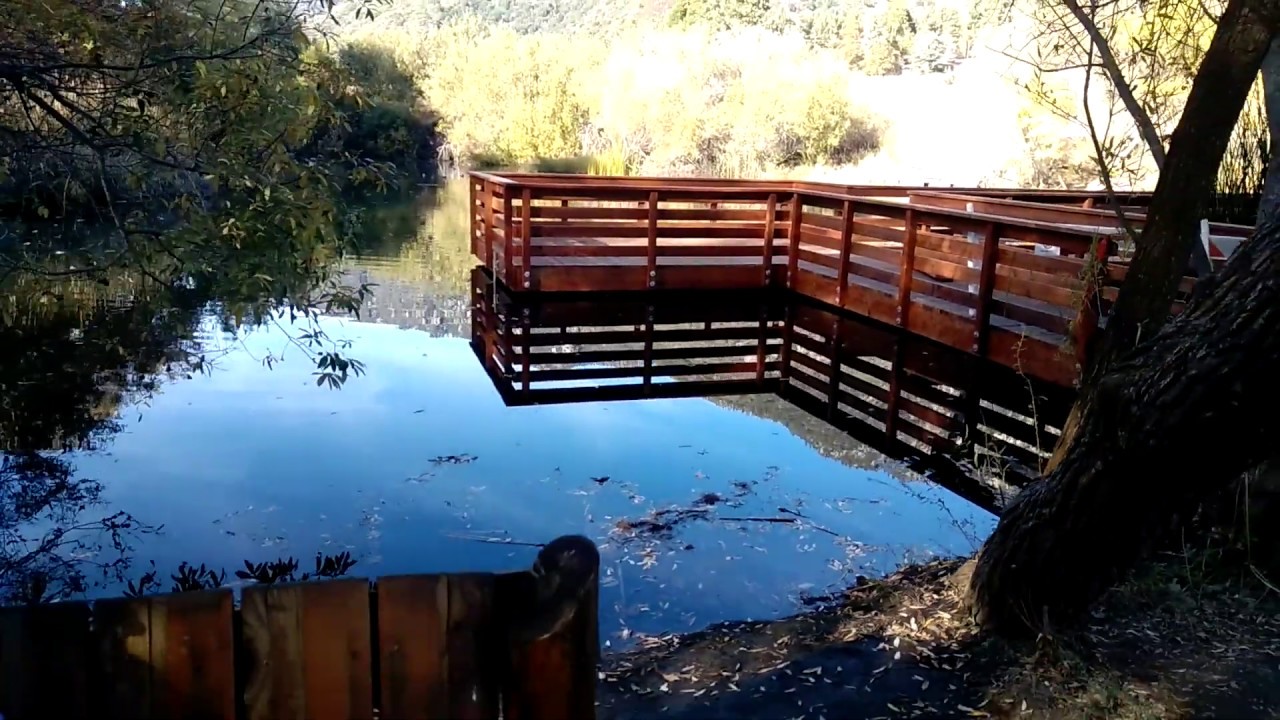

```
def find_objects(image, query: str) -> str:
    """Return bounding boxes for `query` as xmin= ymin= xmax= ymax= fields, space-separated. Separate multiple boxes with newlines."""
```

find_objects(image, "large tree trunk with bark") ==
xmin=968 ymin=214 xmax=1280 ymax=634
xmin=1044 ymin=0 xmax=1278 ymax=473
xmin=970 ymin=0 xmax=1280 ymax=634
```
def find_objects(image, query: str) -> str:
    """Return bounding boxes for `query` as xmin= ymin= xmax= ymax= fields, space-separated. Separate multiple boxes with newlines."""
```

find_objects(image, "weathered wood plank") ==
xmin=300 ymin=580 xmax=374 ymax=720
xmin=499 ymin=569 xmax=598 ymax=720
xmin=152 ymin=589 xmax=236 ymax=720
xmin=0 ymin=602 xmax=93 ymax=720
xmin=242 ymin=579 xmax=373 ymax=720
xmin=446 ymin=574 xmax=499 ymax=720
xmin=378 ymin=575 xmax=449 ymax=720
xmin=243 ymin=583 xmax=306 ymax=720
xmin=95 ymin=596 xmax=154 ymax=719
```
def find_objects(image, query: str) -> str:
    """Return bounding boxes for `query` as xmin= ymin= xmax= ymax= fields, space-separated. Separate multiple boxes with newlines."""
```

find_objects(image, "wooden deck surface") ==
xmin=468 ymin=173 xmax=1219 ymax=388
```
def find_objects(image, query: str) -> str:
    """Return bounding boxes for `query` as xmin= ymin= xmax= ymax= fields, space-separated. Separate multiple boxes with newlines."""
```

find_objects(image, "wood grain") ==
xmin=378 ymin=575 xmax=449 ymax=720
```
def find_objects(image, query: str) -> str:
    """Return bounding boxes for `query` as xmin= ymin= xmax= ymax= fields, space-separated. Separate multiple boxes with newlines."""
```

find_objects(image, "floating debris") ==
xmin=429 ymin=453 xmax=478 ymax=465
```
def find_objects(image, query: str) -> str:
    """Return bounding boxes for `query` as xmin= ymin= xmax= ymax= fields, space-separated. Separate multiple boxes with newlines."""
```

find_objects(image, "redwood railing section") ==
xmin=468 ymin=173 xmax=1180 ymax=387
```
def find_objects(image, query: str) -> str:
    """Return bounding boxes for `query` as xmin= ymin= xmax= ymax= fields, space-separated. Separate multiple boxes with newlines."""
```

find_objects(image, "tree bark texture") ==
xmin=969 ymin=212 xmax=1280 ymax=634
xmin=1043 ymin=0 xmax=1277 ymax=473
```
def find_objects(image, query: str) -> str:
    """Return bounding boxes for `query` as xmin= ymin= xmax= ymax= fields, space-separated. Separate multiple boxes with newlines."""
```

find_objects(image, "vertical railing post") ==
xmin=835 ymin=200 xmax=853 ymax=307
xmin=755 ymin=302 xmax=768 ymax=384
xmin=779 ymin=303 xmax=793 ymax=388
xmin=646 ymin=192 xmax=659 ymax=290
xmin=1072 ymin=234 xmax=1111 ymax=371
xmin=642 ymin=304 xmax=654 ymax=395
xmin=826 ymin=317 xmax=842 ymax=420
xmin=972 ymin=222 xmax=1001 ymax=356
xmin=786 ymin=194 xmax=802 ymax=289
xmin=761 ymin=193 xmax=777 ymax=288
xmin=521 ymin=308 xmax=532 ymax=396
xmin=483 ymin=180 xmax=495 ymax=271
xmin=501 ymin=535 xmax=601 ymax=720
xmin=502 ymin=192 xmax=515 ymax=288
xmin=470 ymin=177 xmax=480 ymax=259
xmin=894 ymin=208 xmax=918 ymax=329
xmin=884 ymin=339 xmax=904 ymax=440
xmin=521 ymin=188 xmax=533 ymax=290
xmin=502 ymin=310 xmax=516 ymax=381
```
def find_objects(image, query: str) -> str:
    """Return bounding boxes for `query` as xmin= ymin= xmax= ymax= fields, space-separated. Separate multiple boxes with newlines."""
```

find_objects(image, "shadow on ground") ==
xmin=597 ymin=561 xmax=1280 ymax=720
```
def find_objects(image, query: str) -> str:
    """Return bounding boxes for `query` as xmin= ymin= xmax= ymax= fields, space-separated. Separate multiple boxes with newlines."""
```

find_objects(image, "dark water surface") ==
xmin=3 ymin=181 xmax=998 ymax=648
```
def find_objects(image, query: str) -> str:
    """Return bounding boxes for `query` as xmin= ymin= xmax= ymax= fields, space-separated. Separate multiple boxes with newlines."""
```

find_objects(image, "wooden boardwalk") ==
xmin=0 ymin=536 xmax=599 ymax=720
xmin=470 ymin=172 xmax=1247 ymax=386
xmin=470 ymin=269 xmax=1075 ymax=511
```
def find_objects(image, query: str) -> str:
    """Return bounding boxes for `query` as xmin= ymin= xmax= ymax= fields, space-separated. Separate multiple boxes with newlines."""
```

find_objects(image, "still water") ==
xmin=4 ymin=181 xmax=994 ymax=647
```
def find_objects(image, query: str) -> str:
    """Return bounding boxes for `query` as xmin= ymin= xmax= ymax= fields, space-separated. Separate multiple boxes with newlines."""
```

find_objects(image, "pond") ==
xmin=1 ymin=180 xmax=1004 ymax=649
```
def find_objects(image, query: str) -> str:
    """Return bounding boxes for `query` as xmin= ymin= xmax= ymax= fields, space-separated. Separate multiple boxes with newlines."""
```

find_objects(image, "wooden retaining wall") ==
xmin=0 ymin=536 xmax=599 ymax=720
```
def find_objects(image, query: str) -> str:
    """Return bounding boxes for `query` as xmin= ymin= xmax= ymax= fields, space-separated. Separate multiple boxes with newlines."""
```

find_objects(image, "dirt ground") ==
xmin=596 ymin=558 xmax=1280 ymax=720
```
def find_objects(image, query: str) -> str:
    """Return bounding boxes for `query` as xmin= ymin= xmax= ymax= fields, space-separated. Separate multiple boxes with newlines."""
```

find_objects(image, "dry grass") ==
xmin=598 ymin=554 xmax=1280 ymax=719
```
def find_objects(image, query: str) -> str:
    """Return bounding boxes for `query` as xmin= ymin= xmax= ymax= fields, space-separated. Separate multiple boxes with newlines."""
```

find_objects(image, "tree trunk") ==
xmin=971 ymin=0 xmax=1280 ymax=633
xmin=1060 ymin=0 xmax=1214 ymax=276
xmin=1043 ymin=0 xmax=1277 ymax=473
xmin=968 ymin=213 xmax=1280 ymax=634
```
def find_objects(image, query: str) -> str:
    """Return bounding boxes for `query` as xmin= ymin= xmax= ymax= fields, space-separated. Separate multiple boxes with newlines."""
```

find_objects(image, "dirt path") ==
xmin=596 ymin=559 xmax=1280 ymax=720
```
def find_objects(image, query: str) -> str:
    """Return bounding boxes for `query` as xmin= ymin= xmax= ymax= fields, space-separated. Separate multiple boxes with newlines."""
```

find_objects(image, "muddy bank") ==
xmin=597 ymin=558 xmax=1280 ymax=719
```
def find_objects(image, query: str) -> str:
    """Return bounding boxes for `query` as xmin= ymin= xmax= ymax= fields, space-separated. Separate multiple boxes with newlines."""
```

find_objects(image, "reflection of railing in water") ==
xmin=469 ymin=268 xmax=1074 ymax=513
xmin=470 ymin=267 xmax=784 ymax=404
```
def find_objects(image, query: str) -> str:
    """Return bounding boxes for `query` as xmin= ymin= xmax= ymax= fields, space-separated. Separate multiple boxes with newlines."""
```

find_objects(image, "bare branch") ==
xmin=1082 ymin=38 xmax=1141 ymax=245
xmin=1061 ymin=0 xmax=1168 ymax=168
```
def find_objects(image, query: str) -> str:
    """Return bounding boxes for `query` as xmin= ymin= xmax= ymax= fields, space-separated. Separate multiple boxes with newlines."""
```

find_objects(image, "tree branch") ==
xmin=1082 ymin=38 xmax=1141 ymax=246
xmin=1060 ymin=0 xmax=1168 ymax=168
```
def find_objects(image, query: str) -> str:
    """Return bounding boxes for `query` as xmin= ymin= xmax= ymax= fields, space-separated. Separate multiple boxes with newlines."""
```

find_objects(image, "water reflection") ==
xmin=0 ymin=179 xmax=1056 ymax=647
xmin=469 ymin=267 xmax=1075 ymax=513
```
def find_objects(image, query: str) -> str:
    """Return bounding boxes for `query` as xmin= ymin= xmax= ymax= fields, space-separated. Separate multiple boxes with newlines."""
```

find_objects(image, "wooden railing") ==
xmin=0 ymin=535 xmax=600 ymax=720
xmin=470 ymin=172 xmax=1174 ymax=386
xmin=467 ymin=172 xmax=1255 ymax=387
xmin=470 ymin=270 xmax=1075 ymax=506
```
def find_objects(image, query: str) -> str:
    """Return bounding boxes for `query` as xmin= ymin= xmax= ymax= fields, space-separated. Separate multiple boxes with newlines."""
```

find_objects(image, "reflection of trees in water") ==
xmin=0 ymin=247 xmax=221 ymax=600
xmin=0 ymin=193 xmax=439 ymax=602
xmin=0 ymin=452 xmax=156 ymax=603
xmin=341 ymin=179 xmax=474 ymax=335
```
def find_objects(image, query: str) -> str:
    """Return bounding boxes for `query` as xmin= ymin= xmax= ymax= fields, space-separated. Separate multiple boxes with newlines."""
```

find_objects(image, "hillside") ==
xmin=334 ymin=0 xmax=676 ymax=34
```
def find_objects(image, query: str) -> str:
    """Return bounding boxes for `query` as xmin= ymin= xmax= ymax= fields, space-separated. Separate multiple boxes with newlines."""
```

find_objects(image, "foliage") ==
xmin=669 ymin=0 xmax=774 ymax=30
xmin=123 ymin=551 xmax=358 ymax=596
xmin=1014 ymin=0 xmax=1225 ymax=187
xmin=0 ymin=0 xmax=440 ymax=412
xmin=863 ymin=0 xmax=917 ymax=75
xmin=1212 ymin=79 xmax=1269 ymax=224
xmin=0 ymin=452 xmax=158 ymax=604
xmin=380 ymin=21 xmax=587 ymax=166
xmin=351 ymin=21 xmax=886 ymax=176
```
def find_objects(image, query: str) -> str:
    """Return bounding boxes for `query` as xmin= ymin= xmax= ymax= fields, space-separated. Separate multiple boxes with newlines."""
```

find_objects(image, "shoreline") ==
xmin=597 ymin=557 xmax=1280 ymax=719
